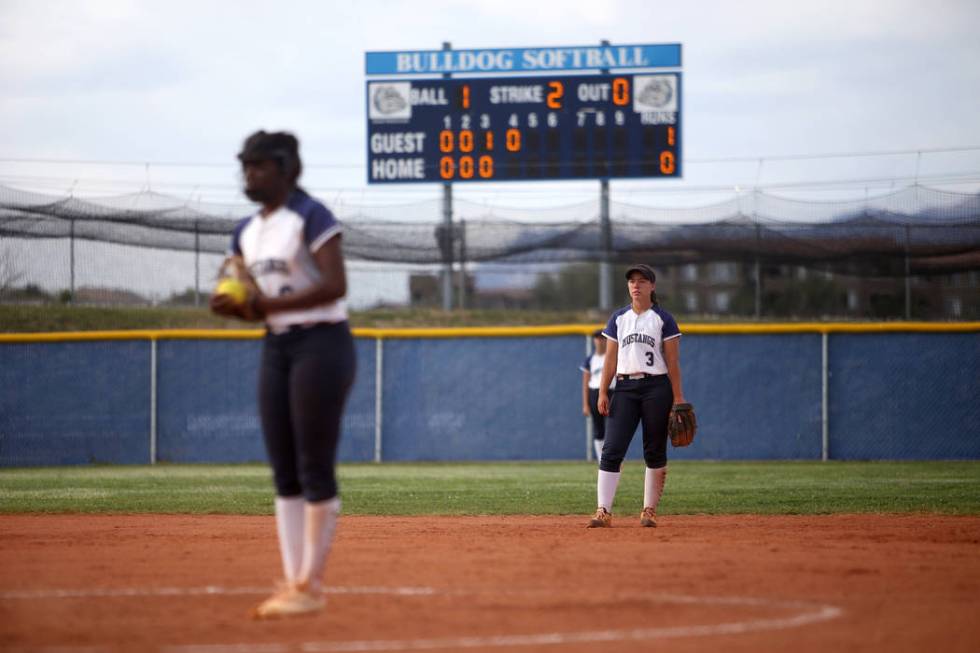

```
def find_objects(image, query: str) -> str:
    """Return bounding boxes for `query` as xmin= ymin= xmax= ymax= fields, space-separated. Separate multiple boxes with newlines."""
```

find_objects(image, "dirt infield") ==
xmin=1 ymin=514 xmax=979 ymax=653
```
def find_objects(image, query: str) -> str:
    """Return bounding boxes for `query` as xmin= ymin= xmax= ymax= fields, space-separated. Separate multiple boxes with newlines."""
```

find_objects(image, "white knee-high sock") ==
xmin=593 ymin=439 xmax=603 ymax=462
xmin=298 ymin=497 xmax=341 ymax=592
xmin=597 ymin=470 xmax=621 ymax=512
xmin=643 ymin=466 xmax=668 ymax=511
xmin=274 ymin=495 xmax=305 ymax=583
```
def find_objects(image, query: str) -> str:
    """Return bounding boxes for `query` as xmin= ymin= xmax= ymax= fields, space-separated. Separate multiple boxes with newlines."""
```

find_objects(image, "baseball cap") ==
xmin=624 ymin=264 xmax=656 ymax=283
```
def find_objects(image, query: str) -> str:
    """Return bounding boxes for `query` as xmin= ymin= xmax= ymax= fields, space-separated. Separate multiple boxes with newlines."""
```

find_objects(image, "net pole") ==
xmin=908 ymin=164 xmax=919 ymax=320
xmin=754 ymin=224 xmax=762 ymax=318
xmin=904 ymin=225 xmax=912 ymax=320
xmin=194 ymin=221 xmax=200 ymax=307
xmin=69 ymin=218 xmax=75 ymax=302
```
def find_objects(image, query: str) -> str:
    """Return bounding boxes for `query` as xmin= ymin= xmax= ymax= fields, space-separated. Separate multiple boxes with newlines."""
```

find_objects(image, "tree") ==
xmin=531 ymin=263 xmax=599 ymax=310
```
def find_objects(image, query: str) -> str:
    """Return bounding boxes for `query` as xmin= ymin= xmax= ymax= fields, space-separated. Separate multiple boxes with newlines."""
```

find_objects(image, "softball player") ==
xmin=587 ymin=264 xmax=687 ymax=528
xmin=211 ymin=130 xmax=356 ymax=618
xmin=580 ymin=329 xmax=615 ymax=462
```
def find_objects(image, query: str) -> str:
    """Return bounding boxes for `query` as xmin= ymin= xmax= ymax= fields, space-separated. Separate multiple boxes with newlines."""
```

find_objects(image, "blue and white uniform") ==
xmin=599 ymin=304 xmax=681 ymax=472
xmin=230 ymin=188 xmax=355 ymax=503
xmin=579 ymin=353 xmax=615 ymax=459
xmin=602 ymin=305 xmax=680 ymax=376
xmin=232 ymin=190 xmax=347 ymax=334
xmin=579 ymin=353 xmax=608 ymax=391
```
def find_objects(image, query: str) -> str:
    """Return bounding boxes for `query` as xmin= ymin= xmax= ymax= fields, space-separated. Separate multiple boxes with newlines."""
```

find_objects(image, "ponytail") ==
xmin=650 ymin=290 xmax=660 ymax=307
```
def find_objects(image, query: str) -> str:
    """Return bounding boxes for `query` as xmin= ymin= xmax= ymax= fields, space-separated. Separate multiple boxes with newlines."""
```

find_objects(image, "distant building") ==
xmin=657 ymin=263 xmax=979 ymax=320
xmin=412 ymin=263 xmax=978 ymax=319
xmin=74 ymin=286 xmax=148 ymax=306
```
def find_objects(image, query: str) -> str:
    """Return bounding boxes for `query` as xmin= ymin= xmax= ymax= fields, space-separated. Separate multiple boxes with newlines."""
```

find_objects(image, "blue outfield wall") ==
xmin=673 ymin=334 xmax=824 ymax=461
xmin=0 ymin=328 xmax=977 ymax=466
xmin=154 ymin=338 xmax=378 ymax=464
xmin=829 ymin=333 xmax=980 ymax=460
xmin=156 ymin=339 xmax=263 ymax=463
xmin=0 ymin=340 xmax=151 ymax=465
xmin=381 ymin=336 xmax=592 ymax=461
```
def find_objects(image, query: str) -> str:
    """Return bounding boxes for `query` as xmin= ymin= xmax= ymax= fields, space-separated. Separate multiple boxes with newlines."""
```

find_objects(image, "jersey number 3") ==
xmin=645 ymin=352 xmax=655 ymax=366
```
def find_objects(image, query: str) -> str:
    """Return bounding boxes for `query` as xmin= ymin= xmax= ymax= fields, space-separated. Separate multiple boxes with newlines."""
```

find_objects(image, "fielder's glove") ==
xmin=668 ymin=402 xmax=697 ymax=447
xmin=211 ymin=255 xmax=264 ymax=322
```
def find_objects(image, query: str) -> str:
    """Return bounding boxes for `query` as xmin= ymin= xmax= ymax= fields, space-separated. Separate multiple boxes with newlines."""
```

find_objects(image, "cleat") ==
xmin=251 ymin=581 xmax=325 ymax=619
xmin=640 ymin=506 xmax=657 ymax=528
xmin=587 ymin=507 xmax=612 ymax=528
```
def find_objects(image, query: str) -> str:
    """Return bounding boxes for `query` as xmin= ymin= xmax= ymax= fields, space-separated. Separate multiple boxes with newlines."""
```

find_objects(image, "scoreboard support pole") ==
xmin=441 ymin=41 xmax=454 ymax=312
xmin=598 ymin=40 xmax=613 ymax=312
xmin=442 ymin=181 xmax=453 ymax=311
xmin=458 ymin=219 xmax=467 ymax=310
xmin=599 ymin=180 xmax=612 ymax=311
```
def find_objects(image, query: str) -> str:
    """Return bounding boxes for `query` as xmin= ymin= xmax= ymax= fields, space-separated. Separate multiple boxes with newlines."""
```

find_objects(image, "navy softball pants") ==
xmin=258 ymin=322 xmax=356 ymax=502
xmin=599 ymin=374 xmax=673 ymax=472
xmin=587 ymin=388 xmax=607 ymax=440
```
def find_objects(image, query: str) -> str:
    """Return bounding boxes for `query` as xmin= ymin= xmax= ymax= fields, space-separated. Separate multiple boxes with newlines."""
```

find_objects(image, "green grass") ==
xmin=1 ymin=461 xmax=978 ymax=515
xmin=0 ymin=305 xmax=237 ymax=332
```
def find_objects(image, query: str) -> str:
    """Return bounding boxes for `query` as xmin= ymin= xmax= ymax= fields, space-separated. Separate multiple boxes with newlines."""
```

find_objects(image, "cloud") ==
xmin=0 ymin=0 xmax=978 ymax=198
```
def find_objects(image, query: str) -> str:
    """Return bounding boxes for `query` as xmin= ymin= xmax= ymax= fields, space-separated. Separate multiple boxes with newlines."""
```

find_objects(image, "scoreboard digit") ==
xmin=366 ymin=73 xmax=681 ymax=183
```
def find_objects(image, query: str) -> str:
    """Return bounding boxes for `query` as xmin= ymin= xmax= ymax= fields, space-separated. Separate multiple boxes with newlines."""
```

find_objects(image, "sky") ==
xmin=1 ymin=0 xmax=980 ymax=210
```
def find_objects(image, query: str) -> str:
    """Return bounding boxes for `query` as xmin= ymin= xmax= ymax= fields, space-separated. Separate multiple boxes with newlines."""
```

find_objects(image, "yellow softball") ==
xmin=215 ymin=278 xmax=247 ymax=305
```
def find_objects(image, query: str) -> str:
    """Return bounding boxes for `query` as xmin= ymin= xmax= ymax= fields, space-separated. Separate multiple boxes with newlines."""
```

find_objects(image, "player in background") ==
xmin=587 ymin=264 xmax=687 ymax=528
xmin=580 ymin=329 xmax=615 ymax=462
xmin=211 ymin=131 xmax=356 ymax=617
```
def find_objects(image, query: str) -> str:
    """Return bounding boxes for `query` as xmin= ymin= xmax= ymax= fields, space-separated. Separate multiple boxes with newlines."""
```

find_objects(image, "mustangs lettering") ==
xmin=602 ymin=305 xmax=680 ymax=376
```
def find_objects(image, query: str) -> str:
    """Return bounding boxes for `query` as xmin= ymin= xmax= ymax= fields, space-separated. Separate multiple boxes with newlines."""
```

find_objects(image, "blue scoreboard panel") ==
xmin=366 ymin=72 xmax=681 ymax=184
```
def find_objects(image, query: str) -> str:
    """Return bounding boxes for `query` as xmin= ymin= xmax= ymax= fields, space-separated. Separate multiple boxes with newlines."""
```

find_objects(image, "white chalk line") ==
xmin=161 ymin=594 xmax=843 ymax=653
xmin=0 ymin=585 xmax=436 ymax=600
xmin=2 ymin=587 xmax=844 ymax=653
xmin=7 ymin=648 xmax=109 ymax=653
xmin=6 ymin=648 xmax=108 ymax=653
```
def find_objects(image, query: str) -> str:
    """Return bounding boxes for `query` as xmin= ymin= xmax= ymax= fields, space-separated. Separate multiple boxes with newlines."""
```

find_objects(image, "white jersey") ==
xmin=602 ymin=305 xmax=681 ymax=376
xmin=231 ymin=189 xmax=347 ymax=333
xmin=579 ymin=353 xmax=616 ymax=390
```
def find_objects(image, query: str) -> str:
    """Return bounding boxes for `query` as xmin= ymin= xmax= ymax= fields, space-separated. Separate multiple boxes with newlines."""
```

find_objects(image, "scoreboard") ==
xmin=366 ymin=72 xmax=681 ymax=184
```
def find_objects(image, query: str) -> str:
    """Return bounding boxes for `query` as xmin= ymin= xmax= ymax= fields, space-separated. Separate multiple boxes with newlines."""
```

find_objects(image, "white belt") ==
xmin=267 ymin=321 xmax=328 ymax=335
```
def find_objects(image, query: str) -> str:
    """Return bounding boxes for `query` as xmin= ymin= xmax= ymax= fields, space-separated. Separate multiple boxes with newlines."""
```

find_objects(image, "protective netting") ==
xmin=2 ymin=183 xmax=977 ymax=269
xmin=0 ymin=183 xmax=977 ymax=313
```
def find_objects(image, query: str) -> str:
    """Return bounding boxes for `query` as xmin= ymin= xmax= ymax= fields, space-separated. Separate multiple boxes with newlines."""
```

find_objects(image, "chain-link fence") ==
xmin=3 ymin=328 xmax=977 ymax=466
